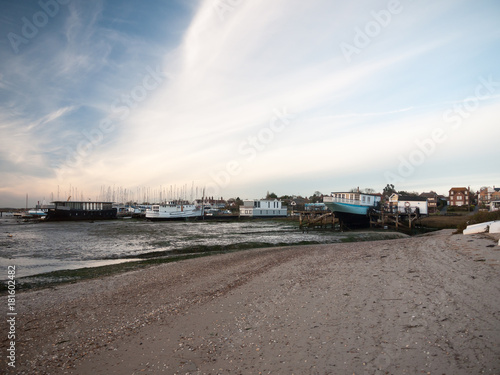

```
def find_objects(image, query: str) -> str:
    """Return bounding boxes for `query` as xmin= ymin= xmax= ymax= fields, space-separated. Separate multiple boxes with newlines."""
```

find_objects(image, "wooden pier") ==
xmin=369 ymin=208 xmax=420 ymax=232
xmin=298 ymin=211 xmax=338 ymax=230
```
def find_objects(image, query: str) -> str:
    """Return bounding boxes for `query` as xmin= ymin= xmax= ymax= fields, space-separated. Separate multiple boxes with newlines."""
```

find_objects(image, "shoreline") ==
xmin=1 ymin=229 xmax=408 ymax=292
xmin=1 ymin=229 xmax=499 ymax=374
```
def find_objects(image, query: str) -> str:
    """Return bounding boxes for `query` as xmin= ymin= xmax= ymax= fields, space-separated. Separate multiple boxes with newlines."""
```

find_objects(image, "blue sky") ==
xmin=1 ymin=0 xmax=499 ymax=206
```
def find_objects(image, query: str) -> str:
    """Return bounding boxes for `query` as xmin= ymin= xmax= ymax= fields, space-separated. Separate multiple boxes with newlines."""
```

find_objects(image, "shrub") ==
xmin=456 ymin=211 xmax=500 ymax=233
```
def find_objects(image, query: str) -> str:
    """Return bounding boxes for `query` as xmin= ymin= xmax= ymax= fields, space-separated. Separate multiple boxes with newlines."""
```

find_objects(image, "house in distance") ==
xmin=239 ymin=199 xmax=287 ymax=217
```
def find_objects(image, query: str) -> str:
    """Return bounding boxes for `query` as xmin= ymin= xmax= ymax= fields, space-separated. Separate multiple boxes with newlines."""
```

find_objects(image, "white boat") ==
xmin=463 ymin=221 xmax=495 ymax=235
xmin=145 ymin=201 xmax=202 ymax=221
xmin=488 ymin=221 xmax=500 ymax=234
xmin=28 ymin=208 xmax=48 ymax=217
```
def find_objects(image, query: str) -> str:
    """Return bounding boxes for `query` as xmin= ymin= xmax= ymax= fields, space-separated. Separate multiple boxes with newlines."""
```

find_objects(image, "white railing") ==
xmin=323 ymin=197 xmax=361 ymax=205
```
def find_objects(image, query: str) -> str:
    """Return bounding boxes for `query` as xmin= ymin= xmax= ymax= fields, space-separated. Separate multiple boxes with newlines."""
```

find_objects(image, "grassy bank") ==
xmin=418 ymin=211 xmax=500 ymax=231
xmin=455 ymin=211 xmax=500 ymax=233
xmin=418 ymin=215 xmax=469 ymax=229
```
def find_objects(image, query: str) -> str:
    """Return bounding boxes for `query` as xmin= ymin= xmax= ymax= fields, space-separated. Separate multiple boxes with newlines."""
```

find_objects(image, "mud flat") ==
xmin=2 ymin=230 xmax=499 ymax=374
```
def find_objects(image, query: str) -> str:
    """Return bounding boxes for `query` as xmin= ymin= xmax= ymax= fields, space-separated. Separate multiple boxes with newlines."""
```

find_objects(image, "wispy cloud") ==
xmin=26 ymin=106 xmax=77 ymax=132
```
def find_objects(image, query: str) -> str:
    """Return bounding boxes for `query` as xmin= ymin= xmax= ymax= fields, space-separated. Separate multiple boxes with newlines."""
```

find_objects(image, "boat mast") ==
xmin=201 ymin=187 xmax=205 ymax=220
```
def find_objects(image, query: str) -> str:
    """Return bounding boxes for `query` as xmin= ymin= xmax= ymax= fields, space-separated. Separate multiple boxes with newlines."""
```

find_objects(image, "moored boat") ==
xmin=45 ymin=201 xmax=117 ymax=221
xmin=146 ymin=201 xmax=202 ymax=221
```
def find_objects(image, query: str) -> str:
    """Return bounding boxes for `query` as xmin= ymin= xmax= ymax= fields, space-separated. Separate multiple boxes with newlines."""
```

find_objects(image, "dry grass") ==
xmin=419 ymin=215 xmax=470 ymax=229
xmin=419 ymin=211 xmax=500 ymax=232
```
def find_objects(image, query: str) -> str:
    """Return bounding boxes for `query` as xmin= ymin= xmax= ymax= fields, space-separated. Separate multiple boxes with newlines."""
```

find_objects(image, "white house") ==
xmin=239 ymin=199 xmax=287 ymax=217
xmin=490 ymin=200 xmax=500 ymax=212
xmin=389 ymin=194 xmax=428 ymax=216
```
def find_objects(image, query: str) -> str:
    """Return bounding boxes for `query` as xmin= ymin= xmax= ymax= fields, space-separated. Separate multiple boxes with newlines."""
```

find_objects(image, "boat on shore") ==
xmin=145 ymin=201 xmax=203 ymax=221
xmin=45 ymin=201 xmax=117 ymax=221
xmin=463 ymin=221 xmax=496 ymax=235
xmin=323 ymin=191 xmax=381 ymax=225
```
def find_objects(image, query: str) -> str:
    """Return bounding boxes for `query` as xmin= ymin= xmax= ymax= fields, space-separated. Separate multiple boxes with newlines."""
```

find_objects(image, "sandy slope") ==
xmin=2 ymin=230 xmax=499 ymax=374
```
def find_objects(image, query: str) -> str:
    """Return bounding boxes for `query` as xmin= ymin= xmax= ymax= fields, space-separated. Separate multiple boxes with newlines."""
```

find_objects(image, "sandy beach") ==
xmin=2 ymin=229 xmax=500 ymax=374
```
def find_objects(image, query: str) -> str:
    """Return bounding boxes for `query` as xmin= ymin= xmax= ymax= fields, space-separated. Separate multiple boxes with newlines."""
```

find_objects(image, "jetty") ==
xmin=368 ymin=207 xmax=420 ymax=232
xmin=298 ymin=211 xmax=338 ymax=230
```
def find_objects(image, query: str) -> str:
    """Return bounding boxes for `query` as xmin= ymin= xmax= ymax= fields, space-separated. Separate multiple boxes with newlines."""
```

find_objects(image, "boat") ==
xmin=27 ymin=206 xmax=52 ymax=218
xmin=489 ymin=221 xmax=500 ymax=234
xmin=45 ymin=201 xmax=117 ymax=221
xmin=146 ymin=201 xmax=203 ymax=221
xmin=323 ymin=191 xmax=381 ymax=225
xmin=463 ymin=221 xmax=496 ymax=235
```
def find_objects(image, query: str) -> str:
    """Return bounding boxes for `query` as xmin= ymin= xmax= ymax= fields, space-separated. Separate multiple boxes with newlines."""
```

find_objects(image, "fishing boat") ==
xmin=45 ymin=201 xmax=117 ymax=221
xmin=145 ymin=201 xmax=202 ymax=221
xmin=323 ymin=191 xmax=381 ymax=225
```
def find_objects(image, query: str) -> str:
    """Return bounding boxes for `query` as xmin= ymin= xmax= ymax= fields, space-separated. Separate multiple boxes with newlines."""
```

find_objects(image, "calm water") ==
xmin=0 ymin=217 xmax=350 ymax=279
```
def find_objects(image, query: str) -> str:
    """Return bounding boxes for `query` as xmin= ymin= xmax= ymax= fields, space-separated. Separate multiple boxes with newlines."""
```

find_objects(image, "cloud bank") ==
xmin=1 ymin=0 xmax=499 ymax=206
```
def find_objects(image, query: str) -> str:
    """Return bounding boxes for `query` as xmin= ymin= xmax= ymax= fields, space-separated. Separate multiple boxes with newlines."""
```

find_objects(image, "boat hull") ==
xmin=146 ymin=213 xmax=203 ymax=221
xmin=45 ymin=208 xmax=117 ymax=221
xmin=324 ymin=202 xmax=370 ymax=216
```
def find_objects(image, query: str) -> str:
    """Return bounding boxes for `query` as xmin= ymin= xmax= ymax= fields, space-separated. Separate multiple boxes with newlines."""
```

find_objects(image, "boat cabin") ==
xmin=323 ymin=192 xmax=381 ymax=207
xmin=52 ymin=201 xmax=114 ymax=211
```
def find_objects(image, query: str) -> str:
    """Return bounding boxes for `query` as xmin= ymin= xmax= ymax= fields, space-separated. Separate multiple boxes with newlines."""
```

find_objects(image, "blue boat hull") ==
xmin=324 ymin=202 xmax=370 ymax=216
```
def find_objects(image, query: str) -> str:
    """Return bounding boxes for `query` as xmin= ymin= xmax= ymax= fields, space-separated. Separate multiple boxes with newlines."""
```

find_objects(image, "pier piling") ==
xmin=298 ymin=211 xmax=337 ymax=230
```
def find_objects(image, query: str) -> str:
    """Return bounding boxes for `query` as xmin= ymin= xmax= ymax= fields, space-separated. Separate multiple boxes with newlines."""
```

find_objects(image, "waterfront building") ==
xmin=239 ymin=199 xmax=287 ymax=217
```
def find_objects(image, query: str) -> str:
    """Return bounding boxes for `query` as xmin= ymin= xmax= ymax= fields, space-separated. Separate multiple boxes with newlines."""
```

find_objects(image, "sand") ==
xmin=2 ymin=229 xmax=500 ymax=374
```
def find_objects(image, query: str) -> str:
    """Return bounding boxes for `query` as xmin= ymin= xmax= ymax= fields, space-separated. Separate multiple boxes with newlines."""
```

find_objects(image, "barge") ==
xmin=46 ymin=201 xmax=117 ymax=221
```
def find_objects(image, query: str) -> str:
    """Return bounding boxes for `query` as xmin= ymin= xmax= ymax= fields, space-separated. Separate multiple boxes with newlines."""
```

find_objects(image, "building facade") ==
xmin=478 ymin=186 xmax=500 ymax=207
xmin=239 ymin=199 xmax=287 ymax=217
xmin=449 ymin=187 xmax=472 ymax=207
xmin=388 ymin=194 xmax=428 ymax=215
xmin=420 ymin=191 xmax=438 ymax=213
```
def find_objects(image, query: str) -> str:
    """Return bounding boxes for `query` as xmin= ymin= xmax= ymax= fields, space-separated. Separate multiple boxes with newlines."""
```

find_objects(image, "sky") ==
xmin=1 ymin=0 xmax=499 ymax=207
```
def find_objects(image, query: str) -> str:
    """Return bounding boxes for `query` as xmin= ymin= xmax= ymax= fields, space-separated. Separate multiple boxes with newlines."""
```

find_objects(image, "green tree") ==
xmin=383 ymin=184 xmax=396 ymax=197
xmin=266 ymin=192 xmax=278 ymax=199
xmin=310 ymin=191 xmax=323 ymax=203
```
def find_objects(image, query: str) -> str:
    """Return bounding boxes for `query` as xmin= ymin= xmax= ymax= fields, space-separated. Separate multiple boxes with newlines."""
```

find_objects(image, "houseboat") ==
xmin=239 ymin=199 xmax=287 ymax=217
xmin=45 ymin=201 xmax=117 ymax=221
xmin=145 ymin=201 xmax=202 ymax=221
xmin=323 ymin=191 xmax=381 ymax=225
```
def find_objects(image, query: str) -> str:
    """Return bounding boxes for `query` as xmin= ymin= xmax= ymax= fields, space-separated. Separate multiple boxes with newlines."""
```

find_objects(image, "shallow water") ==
xmin=0 ymin=217 xmax=350 ymax=279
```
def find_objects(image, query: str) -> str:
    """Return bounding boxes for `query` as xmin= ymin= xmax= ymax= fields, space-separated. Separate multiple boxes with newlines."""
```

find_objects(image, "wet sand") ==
xmin=3 ymin=229 xmax=500 ymax=374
